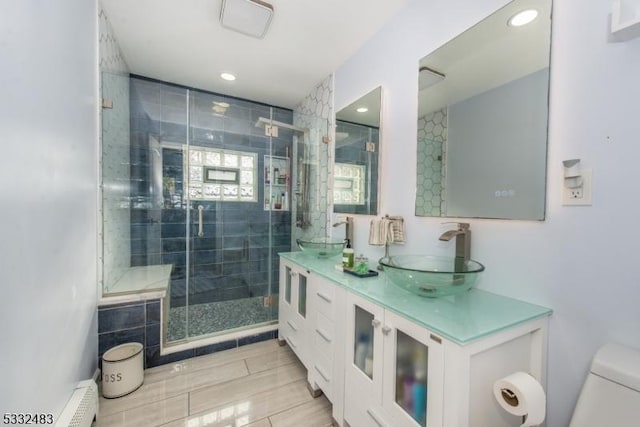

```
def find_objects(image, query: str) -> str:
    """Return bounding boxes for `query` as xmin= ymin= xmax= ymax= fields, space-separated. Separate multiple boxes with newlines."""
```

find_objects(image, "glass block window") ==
xmin=185 ymin=146 xmax=257 ymax=202
xmin=334 ymin=163 xmax=365 ymax=205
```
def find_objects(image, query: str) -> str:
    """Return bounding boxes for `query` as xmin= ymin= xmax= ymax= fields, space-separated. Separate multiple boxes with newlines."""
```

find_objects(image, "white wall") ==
xmin=0 ymin=0 xmax=98 ymax=417
xmin=335 ymin=0 xmax=640 ymax=425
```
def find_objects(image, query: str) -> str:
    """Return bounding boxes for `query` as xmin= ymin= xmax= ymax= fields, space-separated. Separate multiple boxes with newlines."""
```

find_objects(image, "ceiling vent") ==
xmin=220 ymin=0 xmax=274 ymax=39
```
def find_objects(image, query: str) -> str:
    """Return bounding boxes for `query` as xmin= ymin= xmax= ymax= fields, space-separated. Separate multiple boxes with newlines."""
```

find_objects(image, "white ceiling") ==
xmin=418 ymin=0 xmax=551 ymax=116
xmin=101 ymin=0 xmax=408 ymax=109
xmin=336 ymin=86 xmax=381 ymax=128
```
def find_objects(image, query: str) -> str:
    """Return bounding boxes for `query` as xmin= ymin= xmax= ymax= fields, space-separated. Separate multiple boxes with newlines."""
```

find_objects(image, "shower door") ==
xmin=178 ymin=90 xmax=292 ymax=341
xmin=105 ymin=75 xmax=324 ymax=345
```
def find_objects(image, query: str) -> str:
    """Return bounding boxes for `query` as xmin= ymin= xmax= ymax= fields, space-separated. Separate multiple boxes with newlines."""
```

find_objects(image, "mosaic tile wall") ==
xmin=416 ymin=108 xmax=447 ymax=216
xmin=99 ymin=5 xmax=131 ymax=292
xmin=98 ymin=6 xmax=129 ymax=74
xmin=292 ymin=75 xmax=334 ymax=242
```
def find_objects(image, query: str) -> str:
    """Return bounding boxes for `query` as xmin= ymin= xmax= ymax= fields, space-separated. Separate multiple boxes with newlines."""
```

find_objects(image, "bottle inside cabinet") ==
xmin=353 ymin=306 xmax=375 ymax=379
xmin=395 ymin=330 xmax=429 ymax=426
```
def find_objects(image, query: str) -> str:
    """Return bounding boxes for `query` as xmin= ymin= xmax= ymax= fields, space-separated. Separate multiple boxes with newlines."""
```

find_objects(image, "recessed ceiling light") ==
xmin=508 ymin=9 xmax=538 ymax=27
xmin=356 ymin=107 xmax=368 ymax=113
xmin=220 ymin=73 xmax=236 ymax=81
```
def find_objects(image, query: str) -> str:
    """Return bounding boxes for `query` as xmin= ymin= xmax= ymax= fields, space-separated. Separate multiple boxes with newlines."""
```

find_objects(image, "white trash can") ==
xmin=102 ymin=342 xmax=144 ymax=398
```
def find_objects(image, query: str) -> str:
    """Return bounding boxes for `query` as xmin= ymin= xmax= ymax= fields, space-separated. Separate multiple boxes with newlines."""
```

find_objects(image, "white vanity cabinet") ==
xmin=279 ymin=254 xmax=551 ymax=427
xmin=344 ymin=291 xmax=548 ymax=427
xmin=278 ymin=258 xmax=347 ymax=423
xmin=344 ymin=292 xmax=444 ymax=427
xmin=307 ymin=273 xmax=347 ymax=421
xmin=278 ymin=259 xmax=311 ymax=365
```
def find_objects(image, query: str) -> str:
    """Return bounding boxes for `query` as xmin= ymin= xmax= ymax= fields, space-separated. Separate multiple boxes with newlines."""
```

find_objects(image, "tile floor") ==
xmin=94 ymin=339 xmax=333 ymax=427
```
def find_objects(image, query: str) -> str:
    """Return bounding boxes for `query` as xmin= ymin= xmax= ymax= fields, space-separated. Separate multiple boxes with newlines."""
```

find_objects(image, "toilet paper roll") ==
xmin=493 ymin=372 xmax=546 ymax=427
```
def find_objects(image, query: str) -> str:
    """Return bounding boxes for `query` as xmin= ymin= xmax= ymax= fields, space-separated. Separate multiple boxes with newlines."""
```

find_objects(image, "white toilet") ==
xmin=569 ymin=343 xmax=640 ymax=426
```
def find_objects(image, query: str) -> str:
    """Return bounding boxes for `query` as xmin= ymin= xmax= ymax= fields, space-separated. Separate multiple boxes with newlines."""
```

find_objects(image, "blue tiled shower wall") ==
xmin=128 ymin=75 xmax=293 ymax=309
xmin=334 ymin=120 xmax=379 ymax=215
xmin=98 ymin=299 xmax=278 ymax=368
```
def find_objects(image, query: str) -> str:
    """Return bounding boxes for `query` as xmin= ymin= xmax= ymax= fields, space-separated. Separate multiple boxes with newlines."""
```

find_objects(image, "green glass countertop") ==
xmin=280 ymin=252 xmax=552 ymax=345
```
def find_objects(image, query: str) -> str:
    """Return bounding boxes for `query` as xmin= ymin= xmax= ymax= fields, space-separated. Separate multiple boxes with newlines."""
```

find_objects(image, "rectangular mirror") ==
xmin=334 ymin=86 xmax=381 ymax=215
xmin=415 ymin=0 xmax=551 ymax=220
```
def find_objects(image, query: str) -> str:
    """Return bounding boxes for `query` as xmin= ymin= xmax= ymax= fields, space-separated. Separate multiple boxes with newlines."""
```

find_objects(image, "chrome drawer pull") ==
xmin=315 ymin=328 xmax=332 ymax=343
xmin=382 ymin=325 xmax=392 ymax=335
xmin=371 ymin=319 xmax=381 ymax=328
xmin=314 ymin=365 xmax=330 ymax=382
xmin=316 ymin=291 xmax=332 ymax=303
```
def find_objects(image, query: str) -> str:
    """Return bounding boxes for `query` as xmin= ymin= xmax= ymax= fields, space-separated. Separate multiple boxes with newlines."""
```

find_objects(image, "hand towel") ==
xmin=369 ymin=219 xmax=385 ymax=245
xmin=389 ymin=216 xmax=405 ymax=244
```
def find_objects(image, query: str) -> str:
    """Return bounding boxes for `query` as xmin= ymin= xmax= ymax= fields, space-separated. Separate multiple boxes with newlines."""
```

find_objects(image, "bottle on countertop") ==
xmin=342 ymin=239 xmax=354 ymax=269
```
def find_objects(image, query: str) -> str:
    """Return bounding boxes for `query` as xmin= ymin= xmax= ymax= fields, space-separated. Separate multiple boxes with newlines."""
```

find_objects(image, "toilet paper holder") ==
xmin=493 ymin=371 xmax=546 ymax=427
xmin=500 ymin=388 xmax=519 ymax=407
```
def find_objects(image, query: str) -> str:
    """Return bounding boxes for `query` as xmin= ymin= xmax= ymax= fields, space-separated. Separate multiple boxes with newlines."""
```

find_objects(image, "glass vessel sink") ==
xmin=296 ymin=237 xmax=346 ymax=258
xmin=379 ymin=255 xmax=485 ymax=297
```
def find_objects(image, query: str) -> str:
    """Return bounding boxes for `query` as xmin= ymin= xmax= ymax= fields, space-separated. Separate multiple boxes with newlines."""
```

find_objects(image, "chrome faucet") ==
xmin=332 ymin=216 xmax=354 ymax=245
xmin=439 ymin=222 xmax=471 ymax=269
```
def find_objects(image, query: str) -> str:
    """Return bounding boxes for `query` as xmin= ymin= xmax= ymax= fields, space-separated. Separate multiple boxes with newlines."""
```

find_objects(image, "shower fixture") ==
xmin=220 ymin=0 xmax=274 ymax=39
xmin=419 ymin=66 xmax=446 ymax=90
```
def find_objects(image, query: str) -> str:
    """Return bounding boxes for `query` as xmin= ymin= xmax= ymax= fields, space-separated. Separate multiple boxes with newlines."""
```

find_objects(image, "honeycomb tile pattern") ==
xmin=99 ymin=8 xmax=129 ymax=74
xmin=292 ymin=75 xmax=334 ymax=242
xmin=416 ymin=108 xmax=447 ymax=216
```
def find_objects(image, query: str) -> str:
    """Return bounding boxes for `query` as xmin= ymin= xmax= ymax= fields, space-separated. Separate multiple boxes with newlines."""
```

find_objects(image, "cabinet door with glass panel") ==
xmin=344 ymin=293 xmax=386 ymax=426
xmin=382 ymin=310 xmax=444 ymax=427
xmin=345 ymin=292 xmax=444 ymax=427
xmin=278 ymin=259 xmax=310 ymax=365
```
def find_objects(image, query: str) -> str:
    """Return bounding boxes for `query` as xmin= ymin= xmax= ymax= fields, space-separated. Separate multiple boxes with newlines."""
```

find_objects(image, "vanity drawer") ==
xmin=313 ymin=312 xmax=335 ymax=360
xmin=282 ymin=317 xmax=303 ymax=352
xmin=314 ymin=282 xmax=337 ymax=319
xmin=312 ymin=353 xmax=333 ymax=401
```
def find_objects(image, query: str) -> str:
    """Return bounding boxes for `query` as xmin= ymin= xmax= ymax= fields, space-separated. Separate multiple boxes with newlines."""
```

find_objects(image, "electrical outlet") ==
xmin=562 ymin=170 xmax=592 ymax=206
xmin=569 ymin=188 xmax=583 ymax=199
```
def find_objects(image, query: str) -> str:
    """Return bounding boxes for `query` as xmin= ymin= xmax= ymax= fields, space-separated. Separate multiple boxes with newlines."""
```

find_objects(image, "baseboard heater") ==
xmin=55 ymin=380 xmax=98 ymax=427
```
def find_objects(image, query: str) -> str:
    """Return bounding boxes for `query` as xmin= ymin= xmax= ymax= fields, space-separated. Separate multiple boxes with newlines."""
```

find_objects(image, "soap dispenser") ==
xmin=342 ymin=240 xmax=354 ymax=269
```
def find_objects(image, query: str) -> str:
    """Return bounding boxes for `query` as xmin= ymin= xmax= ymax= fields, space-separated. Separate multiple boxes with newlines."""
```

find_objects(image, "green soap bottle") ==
xmin=342 ymin=240 xmax=354 ymax=269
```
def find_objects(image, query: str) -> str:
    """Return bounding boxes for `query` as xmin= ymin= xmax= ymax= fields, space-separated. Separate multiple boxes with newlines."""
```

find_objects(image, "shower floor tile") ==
xmin=93 ymin=340 xmax=333 ymax=427
xmin=167 ymin=296 xmax=276 ymax=342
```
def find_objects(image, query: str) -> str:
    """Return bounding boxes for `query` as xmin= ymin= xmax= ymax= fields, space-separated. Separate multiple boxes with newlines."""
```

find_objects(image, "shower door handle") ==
xmin=197 ymin=205 xmax=204 ymax=237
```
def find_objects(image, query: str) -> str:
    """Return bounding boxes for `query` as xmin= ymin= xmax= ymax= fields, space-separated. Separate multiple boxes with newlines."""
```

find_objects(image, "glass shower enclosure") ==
xmin=101 ymin=72 xmax=326 ymax=346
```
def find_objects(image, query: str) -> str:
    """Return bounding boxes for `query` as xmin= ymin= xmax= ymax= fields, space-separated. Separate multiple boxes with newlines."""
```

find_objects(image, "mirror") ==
xmin=415 ymin=0 xmax=551 ymax=220
xmin=334 ymin=86 xmax=381 ymax=215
